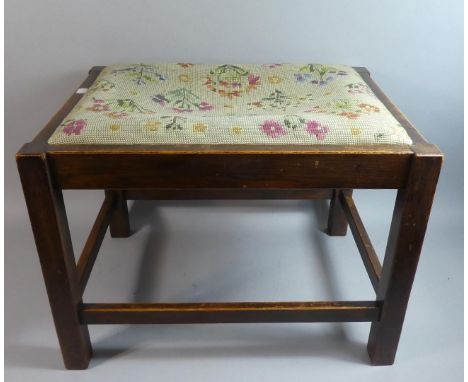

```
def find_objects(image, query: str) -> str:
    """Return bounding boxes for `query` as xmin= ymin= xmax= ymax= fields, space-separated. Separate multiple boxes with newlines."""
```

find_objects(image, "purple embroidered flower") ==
xmin=63 ymin=119 xmax=86 ymax=136
xmin=152 ymin=94 xmax=169 ymax=105
xmin=248 ymin=74 xmax=260 ymax=86
xmin=311 ymin=76 xmax=333 ymax=86
xmin=306 ymin=120 xmax=329 ymax=140
xmin=199 ymin=101 xmax=214 ymax=111
xmin=260 ymin=120 xmax=286 ymax=138
xmin=295 ymin=73 xmax=311 ymax=83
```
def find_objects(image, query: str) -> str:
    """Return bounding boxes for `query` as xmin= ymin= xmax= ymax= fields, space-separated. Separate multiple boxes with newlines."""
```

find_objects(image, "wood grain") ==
xmin=80 ymin=301 xmax=381 ymax=324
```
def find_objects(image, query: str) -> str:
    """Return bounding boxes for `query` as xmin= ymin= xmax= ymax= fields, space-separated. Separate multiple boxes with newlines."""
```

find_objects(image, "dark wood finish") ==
xmin=80 ymin=301 xmax=381 ymax=324
xmin=16 ymin=66 xmax=443 ymax=368
xmin=16 ymin=153 xmax=92 ymax=369
xmin=339 ymin=192 xmax=382 ymax=292
xmin=367 ymin=146 xmax=442 ymax=365
xmin=47 ymin=152 xmax=411 ymax=190
xmin=105 ymin=190 xmax=130 ymax=237
xmin=77 ymin=194 xmax=115 ymax=294
xmin=327 ymin=189 xmax=351 ymax=236
xmin=126 ymin=188 xmax=334 ymax=200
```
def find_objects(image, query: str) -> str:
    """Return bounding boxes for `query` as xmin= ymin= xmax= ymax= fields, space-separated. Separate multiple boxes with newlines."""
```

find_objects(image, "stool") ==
xmin=16 ymin=63 xmax=443 ymax=369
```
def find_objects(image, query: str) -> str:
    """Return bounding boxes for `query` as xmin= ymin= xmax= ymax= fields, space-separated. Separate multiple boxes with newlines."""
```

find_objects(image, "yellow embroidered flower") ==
xmin=232 ymin=126 xmax=243 ymax=135
xmin=350 ymin=127 xmax=361 ymax=136
xmin=145 ymin=120 xmax=161 ymax=132
xmin=178 ymin=74 xmax=191 ymax=83
xmin=130 ymin=90 xmax=138 ymax=96
xmin=268 ymin=75 xmax=283 ymax=84
xmin=109 ymin=124 xmax=121 ymax=131
xmin=193 ymin=123 xmax=208 ymax=133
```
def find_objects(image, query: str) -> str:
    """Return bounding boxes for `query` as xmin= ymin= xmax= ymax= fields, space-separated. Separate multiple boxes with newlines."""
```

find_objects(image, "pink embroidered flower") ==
xmin=63 ymin=119 xmax=86 ymax=136
xmin=248 ymin=74 xmax=260 ymax=86
xmin=199 ymin=101 xmax=214 ymax=111
xmin=306 ymin=120 xmax=329 ymax=140
xmin=88 ymin=98 xmax=110 ymax=112
xmin=260 ymin=120 xmax=286 ymax=138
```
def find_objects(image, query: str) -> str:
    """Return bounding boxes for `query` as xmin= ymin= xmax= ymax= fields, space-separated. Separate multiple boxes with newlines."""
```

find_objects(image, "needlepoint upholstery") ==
xmin=48 ymin=63 xmax=412 ymax=145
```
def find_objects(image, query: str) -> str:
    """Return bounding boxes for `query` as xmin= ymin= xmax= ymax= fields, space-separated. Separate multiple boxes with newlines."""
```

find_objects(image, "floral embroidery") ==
xmin=358 ymin=103 xmax=380 ymax=113
xmin=193 ymin=123 xmax=208 ymax=133
xmin=111 ymin=64 xmax=167 ymax=85
xmin=178 ymin=74 xmax=191 ymax=83
xmin=295 ymin=64 xmax=347 ymax=86
xmin=249 ymin=90 xmax=314 ymax=111
xmin=87 ymin=98 xmax=111 ymax=112
xmin=346 ymin=82 xmax=372 ymax=95
xmin=88 ymin=97 xmax=152 ymax=114
xmin=260 ymin=120 xmax=287 ymax=138
xmin=91 ymin=80 xmax=115 ymax=92
xmin=111 ymin=99 xmax=153 ymax=113
xmin=306 ymin=120 xmax=329 ymax=140
xmin=151 ymin=94 xmax=169 ymax=105
xmin=338 ymin=112 xmax=360 ymax=120
xmin=145 ymin=120 xmax=161 ymax=132
xmin=232 ymin=126 xmax=243 ymax=135
xmin=268 ymin=75 xmax=283 ymax=84
xmin=350 ymin=127 xmax=361 ymax=136
xmin=205 ymin=65 xmax=261 ymax=99
xmin=307 ymin=99 xmax=380 ymax=119
xmin=62 ymin=119 xmax=86 ymax=135
xmin=152 ymin=88 xmax=214 ymax=113
xmin=282 ymin=115 xmax=306 ymax=130
xmin=374 ymin=132 xmax=386 ymax=141
xmin=161 ymin=116 xmax=187 ymax=130
xmin=108 ymin=111 xmax=128 ymax=119
xmin=49 ymin=63 xmax=412 ymax=146
xmin=177 ymin=63 xmax=194 ymax=68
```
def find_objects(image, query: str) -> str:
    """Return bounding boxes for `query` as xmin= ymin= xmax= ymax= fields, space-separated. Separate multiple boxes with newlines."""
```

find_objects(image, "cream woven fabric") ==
xmin=48 ymin=63 xmax=412 ymax=145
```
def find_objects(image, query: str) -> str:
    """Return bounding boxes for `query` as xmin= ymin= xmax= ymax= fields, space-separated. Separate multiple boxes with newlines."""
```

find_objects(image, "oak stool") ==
xmin=17 ymin=63 xmax=443 ymax=369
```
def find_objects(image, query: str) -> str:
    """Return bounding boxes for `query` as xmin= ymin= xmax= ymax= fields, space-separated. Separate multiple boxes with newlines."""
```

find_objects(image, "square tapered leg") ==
xmin=17 ymin=154 xmax=92 ymax=369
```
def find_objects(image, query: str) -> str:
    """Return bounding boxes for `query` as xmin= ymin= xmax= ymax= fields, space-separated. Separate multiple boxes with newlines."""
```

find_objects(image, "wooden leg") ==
xmin=367 ymin=150 xmax=442 ymax=365
xmin=327 ymin=189 xmax=352 ymax=236
xmin=105 ymin=190 xmax=130 ymax=238
xmin=17 ymin=154 xmax=92 ymax=369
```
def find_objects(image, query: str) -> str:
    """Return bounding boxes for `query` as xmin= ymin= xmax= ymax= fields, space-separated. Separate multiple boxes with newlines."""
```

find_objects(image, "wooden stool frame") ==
xmin=16 ymin=67 xmax=442 ymax=369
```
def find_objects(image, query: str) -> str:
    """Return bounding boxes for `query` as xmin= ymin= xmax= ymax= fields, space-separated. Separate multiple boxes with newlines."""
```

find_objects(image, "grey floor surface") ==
xmin=5 ymin=188 xmax=463 ymax=381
